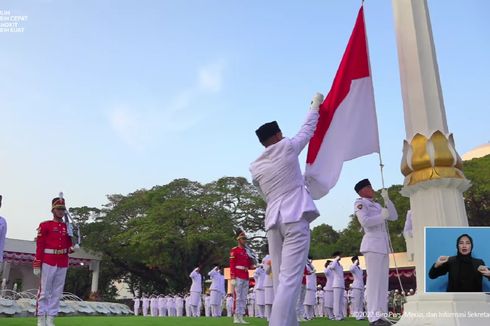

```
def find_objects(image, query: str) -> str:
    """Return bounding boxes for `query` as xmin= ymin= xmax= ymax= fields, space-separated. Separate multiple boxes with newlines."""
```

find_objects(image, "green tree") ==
xmin=71 ymin=177 xmax=266 ymax=297
xmin=463 ymin=154 xmax=490 ymax=226
xmin=309 ymin=224 xmax=339 ymax=259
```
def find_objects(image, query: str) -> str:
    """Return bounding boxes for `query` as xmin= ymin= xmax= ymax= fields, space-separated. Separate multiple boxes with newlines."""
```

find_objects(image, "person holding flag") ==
xmin=250 ymin=92 xmax=323 ymax=326
xmin=354 ymin=179 xmax=398 ymax=326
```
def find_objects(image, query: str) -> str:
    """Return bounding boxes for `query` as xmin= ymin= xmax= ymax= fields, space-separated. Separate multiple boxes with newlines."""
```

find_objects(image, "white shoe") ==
xmin=37 ymin=316 xmax=46 ymax=326
xmin=46 ymin=316 xmax=55 ymax=326
xmin=233 ymin=315 xmax=241 ymax=324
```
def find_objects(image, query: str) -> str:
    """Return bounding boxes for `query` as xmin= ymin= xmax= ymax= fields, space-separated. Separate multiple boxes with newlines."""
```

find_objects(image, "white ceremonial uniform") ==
xmin=316 ymin=288 xmax=324 ymax=317
xmin=247 ymin=291 xmax=255 ymax=317
xmin=226 ymin=296 xmax=233 ymax=317
xmin=169 ymin=296 xmax=177 ymax=316
xmin=263 ymin=255 xmax=274 ymax=320
xmin=355 ymin=196 xmax=398 ymax=323
xmin=0 ymin=215 xmax=6 ymax=274
xmin=208 ymin=268 xmax=222 ymax=317
xmin=142 ymin=297 xmax=149 ymax=316
xmin=254 ymin=266 xmax=266 ymax=317
xmin=250 ymin=109 xmax=320 ymax=326
xmin=176 ymin=296 xmax=184 ymax=317
xmin=184 ymin=295 xmax=191 ymax=317
xmin=189 ymin=269 xmax=202 ymax=317
xmin=329 ymin=259 xmax=344 ymax=320
xmin=204 ymin=295 xmax=211 ymax=317
xmin=133 ymin=297 xmax=140 ymax=316
xmin=349 ymin=263 xmax=365 ymax=320
xmin=150 ymin=297 xmax=158 ymax=317
xmin=304 ymin=265 xmax=316 ymax=319
xmin=157 ymin=296 xmax=166 ymax=317
xmin=404 ymin=210 xmax=414 ymax=261
xmin=323 ymin=268 xmax=334 ymax=320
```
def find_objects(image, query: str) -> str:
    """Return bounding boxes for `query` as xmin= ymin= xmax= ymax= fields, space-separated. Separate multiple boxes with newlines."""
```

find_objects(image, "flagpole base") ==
xmin=396 ymin=293 xmax=490 ymax=326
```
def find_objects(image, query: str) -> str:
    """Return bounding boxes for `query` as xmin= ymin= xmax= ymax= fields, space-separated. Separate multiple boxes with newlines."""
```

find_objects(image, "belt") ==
xmin=44 ymin=249 xmax=68 ymax=255
xmin=235 ymin=266 xmax=248 ymax=271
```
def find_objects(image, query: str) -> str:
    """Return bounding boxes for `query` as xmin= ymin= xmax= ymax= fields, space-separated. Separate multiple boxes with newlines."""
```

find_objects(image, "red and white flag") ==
xmin=305 ymin=6 xmax=380 ymax=200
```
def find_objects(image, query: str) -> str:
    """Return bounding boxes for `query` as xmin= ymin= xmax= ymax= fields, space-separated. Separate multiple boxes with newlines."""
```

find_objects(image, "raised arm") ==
xmin=290 ymin=93 xmax=323 ymax=155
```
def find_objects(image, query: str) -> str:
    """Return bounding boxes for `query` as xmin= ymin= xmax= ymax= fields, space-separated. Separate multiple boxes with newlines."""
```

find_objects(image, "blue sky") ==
xmin=1 ymin=0 xmax=489 ymax=240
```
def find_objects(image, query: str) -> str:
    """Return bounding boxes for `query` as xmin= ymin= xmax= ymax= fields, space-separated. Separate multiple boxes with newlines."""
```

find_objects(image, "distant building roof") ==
xmin=462 ymin=143 xmax=490 ymax=161
xmin=3 ymin=238 xmax=102 ymax=267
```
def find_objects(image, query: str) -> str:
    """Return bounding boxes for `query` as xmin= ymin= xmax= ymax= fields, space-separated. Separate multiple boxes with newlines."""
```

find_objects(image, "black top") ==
xmin=428 ymin=255 xmax=489 ymax=292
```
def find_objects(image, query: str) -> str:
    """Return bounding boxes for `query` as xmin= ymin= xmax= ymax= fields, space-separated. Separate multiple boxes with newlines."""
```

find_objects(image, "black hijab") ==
xmin=455 ymin=234 xmax=475 ymax=291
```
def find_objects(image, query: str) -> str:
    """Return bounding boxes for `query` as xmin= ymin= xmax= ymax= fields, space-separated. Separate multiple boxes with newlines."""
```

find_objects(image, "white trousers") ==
xmin=205 ymin=303 xmax=210 ymax=317
xmin=268 ymin=218 xmax=310 ymax=326
xmin=36 ymin=263 xmax=67 ymax=316
xmin=158 ymin=307 xmax=166 ymax=316
xmin=226 ymin=305 xmax=233 ymax=317
xmin=190 ymin=291 xmax=201 ymax=317
xmin=234 ymin=278 xmax=248 ymax=317
xmin=134 ymin=304 xmax=140 ymax=316
xmin=265 ymin=304 xmax=272 ymax=320
xmin=247 ymin=302 xmax=254 ymax=317
xmin=256 ymin=303 xmax=264 ymax=317
xmin=333 ymin=287 xmax=344 ymax=320
xmin=351 ymin=288 xmax=364 ymax=320
xmin=365 ymin=252 xmax=389 ymax=322
xmin=176 ymin=307 xmax=183 ymax=317
xmin=142 ymin=304 xmax=149 ymax=316
xmin=317 ymin=298 xmax=324 ymax=317
xmin=296 ymin=285 xmax=306 ymax=319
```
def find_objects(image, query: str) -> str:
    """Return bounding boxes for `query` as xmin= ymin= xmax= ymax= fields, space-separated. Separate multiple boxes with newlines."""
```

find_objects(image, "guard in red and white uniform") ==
xmin=34 ymin=197 xmax=73 ymax=326
xmin=230 ymin=230 xmax=254 ymax=324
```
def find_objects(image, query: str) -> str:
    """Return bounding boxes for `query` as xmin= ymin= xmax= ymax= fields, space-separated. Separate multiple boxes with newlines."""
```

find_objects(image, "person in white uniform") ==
xmin=208 ymin=266 xmax=223 ymax=317
xmin=304 ymin=258 xmax=317 ymax=320
xmin=403 ymin=210 xmax=414 ymax=261
xmin=354 ymin=179 xmax=398 ymax=326
xmin=184 ymin=294 xmax=191 ymax=317
xmin=349 ymin=255 xmax=365 ymax=320
xmin=150 ymin=295 xmax=158 ymax=317
xmin=176 ymin=295 xmax=184 ymax=317
xmin=323 ymin=260 xmax=334 ymax=320
xmin=226 ymin=294 xmax=234 ymax=317
xmin=189 ymin=267 xmax=202 ymax=317
xmin=316 ymin=285 xmax=324 ymax=318
xmin=328 ymin=252 xmax=344 ymax=321
xmin=254 ymin=263 xmax=266 ymax=318
xmin=250 ymin=92 xmax=323 ymax=326
xmin=296 ymin=266 xmax=309 ymax=322
xmin=247 ymin=289 xmax=255 ymax=318
xmin=157 ymin=295 xmax=166 ymax=317
xmin=142 ymin=295 xmax=149 ymax=317
xmin=0 ymin=195 xmax=7 ymax=277
xmin=263 ymin=254 xmax=274 ymax=321
xmin=204 ymin=293 xmax=211 ymax=317
xmin=133 ymin=296 xmax=140 ymax=316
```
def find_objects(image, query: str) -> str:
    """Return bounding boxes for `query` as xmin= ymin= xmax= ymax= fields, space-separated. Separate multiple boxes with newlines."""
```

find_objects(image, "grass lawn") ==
xmin=0 ymin=316 xmax=370 ymax=325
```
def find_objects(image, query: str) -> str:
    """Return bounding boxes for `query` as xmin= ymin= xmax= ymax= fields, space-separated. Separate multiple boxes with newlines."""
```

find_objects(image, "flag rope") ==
xmin=378 ymin=153 xmax=407 ymax=321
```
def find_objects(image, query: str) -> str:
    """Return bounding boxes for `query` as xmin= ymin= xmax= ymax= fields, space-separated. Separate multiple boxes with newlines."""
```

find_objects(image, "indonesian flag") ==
xmin=305 ymin=6 xmax=380 ymax=200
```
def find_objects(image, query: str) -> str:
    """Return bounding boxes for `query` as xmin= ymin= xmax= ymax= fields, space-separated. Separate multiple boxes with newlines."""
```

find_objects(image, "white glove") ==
xmin=435 ymin=256 xmax=449 ymax=268
xmin=335 ymin=256 xmax=341 ymax=262
xmin=381 ymin=208 xmax=390 ymax=220
xmin=310 ymin=92 xmax=324 ymax=112
xmin=33 ymin=267 xmax=41 ymax=276
xmin=230 ymin=279 xmax=236 ymax=288
xmin=354 ymin=260 xmax=359 ymax=266
xmin=381 ymin=189 xmax=389 ymax=205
